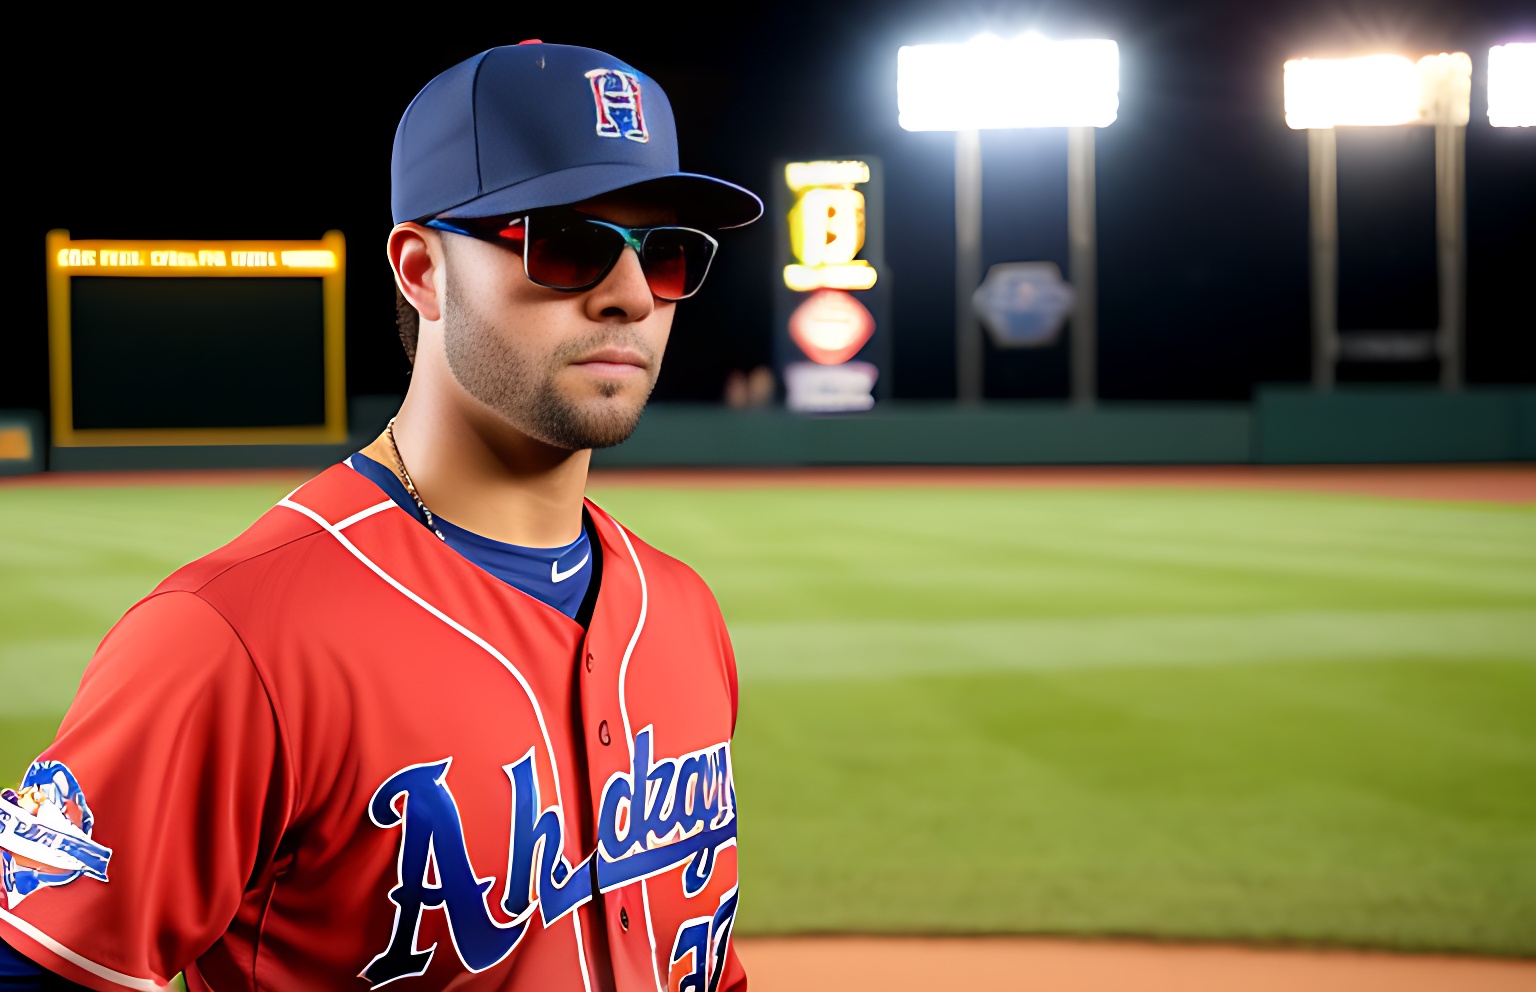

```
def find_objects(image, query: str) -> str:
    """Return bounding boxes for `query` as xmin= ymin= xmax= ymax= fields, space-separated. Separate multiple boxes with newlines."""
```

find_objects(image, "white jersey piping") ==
xmin=334 ymin=500 xmax=396 ymax=532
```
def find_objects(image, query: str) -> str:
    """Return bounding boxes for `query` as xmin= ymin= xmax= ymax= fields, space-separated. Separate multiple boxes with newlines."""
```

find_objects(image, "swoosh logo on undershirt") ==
xmin=551 ymin=553 xmax=591 ymax=583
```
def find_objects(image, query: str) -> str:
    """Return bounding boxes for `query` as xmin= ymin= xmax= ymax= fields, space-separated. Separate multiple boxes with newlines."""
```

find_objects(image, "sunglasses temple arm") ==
xmin=423 ymin=218 xmax=472 ymax=237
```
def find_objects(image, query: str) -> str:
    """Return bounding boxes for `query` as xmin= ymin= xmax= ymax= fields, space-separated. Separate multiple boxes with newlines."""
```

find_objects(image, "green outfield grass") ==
xmin=2 ymin=479 xmax=1533 ymax=956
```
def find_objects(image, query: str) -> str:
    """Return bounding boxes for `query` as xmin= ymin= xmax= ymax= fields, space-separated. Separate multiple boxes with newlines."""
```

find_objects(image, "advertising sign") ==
xmin=773 ymin=159 xmax=890 ymax=412
xmin=973 ymin=262 xmax=1076 ymax=348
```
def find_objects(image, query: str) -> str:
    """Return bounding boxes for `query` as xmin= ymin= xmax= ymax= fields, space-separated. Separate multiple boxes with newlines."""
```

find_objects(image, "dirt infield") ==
xmin=735 ymin=937 xmax=1536 ymax=991
xmin=7 ymin=464 xmax=1532 ymax=503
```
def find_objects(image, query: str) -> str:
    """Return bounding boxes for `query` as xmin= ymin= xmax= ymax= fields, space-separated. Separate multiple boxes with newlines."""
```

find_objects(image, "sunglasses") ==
xmin=425 ymin=211 xmax=719 ymax=302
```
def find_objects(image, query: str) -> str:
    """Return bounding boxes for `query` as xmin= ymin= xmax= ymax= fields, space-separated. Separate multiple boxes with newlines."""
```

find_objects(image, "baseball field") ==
xmin=2 ymin=468 xmax=1534 ymax=983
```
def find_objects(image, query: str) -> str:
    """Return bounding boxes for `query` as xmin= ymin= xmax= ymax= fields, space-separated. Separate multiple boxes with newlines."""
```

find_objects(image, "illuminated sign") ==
xmin=789 ymin=290 xmax=876 ymax=365
xmin=784 ymin=362 xmax=878 ymax=413
xmin=775 ymin=159 xmax=889 ymax=414
xmin=51 ymin=242 xmax=341 ymax=273
xmin=47 ymin=231 xmax=347 ymax=448
xmin=783 ymin=160 xmax=879 ymax=292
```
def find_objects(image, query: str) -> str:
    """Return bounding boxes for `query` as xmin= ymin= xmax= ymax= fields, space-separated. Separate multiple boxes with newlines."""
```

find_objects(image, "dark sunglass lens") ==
xmin=525 ymin=218 xmax=623 ymax=290
xmin=641 ymin=229 xmax=716 ymax=301
xmin=640 ymin=240 xmax=688 ymax=300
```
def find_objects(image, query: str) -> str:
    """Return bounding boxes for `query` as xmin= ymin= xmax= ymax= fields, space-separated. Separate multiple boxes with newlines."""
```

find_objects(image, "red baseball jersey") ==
xmin=0 ymin=465 xmax=745 ymax=992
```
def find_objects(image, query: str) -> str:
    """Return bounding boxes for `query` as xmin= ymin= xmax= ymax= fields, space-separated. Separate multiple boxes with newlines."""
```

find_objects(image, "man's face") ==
xmin=438 ymin=195 xmax=677 ymax=450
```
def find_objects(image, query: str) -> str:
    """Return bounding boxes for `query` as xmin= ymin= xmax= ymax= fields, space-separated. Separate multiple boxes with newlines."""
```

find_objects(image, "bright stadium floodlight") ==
xmin=1285 ymin=51 xmax=1472 ymax=391
xmin=897 ymin=34 xmax=1119 ymax=130
xmin=1489 ymin=43 xmax=1536 ymax=127
xmin=1284 ymin=53 xmax=1472 ymax=129
xmin=1284 ymin=55 xmax=1421 ymax=128
xmin=897 ymin=33 xmax=1119 ymax=405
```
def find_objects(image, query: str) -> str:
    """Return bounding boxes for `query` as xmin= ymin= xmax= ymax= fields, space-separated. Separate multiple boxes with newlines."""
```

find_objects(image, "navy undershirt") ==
xmin=347 ymin=452 xmax=593 ymax=619
xmin=0 ymin=940 xmax=86 ymax=987
xmin=0 ymin=941 xmax=47 ymax=981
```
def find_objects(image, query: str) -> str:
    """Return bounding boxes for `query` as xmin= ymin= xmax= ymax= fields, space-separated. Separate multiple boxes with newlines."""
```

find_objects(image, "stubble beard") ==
xmin=442 ymin=271 xmax=658 ymax=450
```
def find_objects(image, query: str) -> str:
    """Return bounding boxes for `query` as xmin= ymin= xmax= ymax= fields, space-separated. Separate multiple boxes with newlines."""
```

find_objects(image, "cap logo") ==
xmin=585 ymin=68 xmax=649 ymax=143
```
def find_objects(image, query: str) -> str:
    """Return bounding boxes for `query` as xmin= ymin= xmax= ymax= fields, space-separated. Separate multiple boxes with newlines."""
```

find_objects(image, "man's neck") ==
xmin=361 ymin=392 xmax=590 ymax=548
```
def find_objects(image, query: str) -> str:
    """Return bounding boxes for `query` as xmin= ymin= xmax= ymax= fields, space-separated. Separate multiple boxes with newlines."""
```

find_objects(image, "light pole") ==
xmin=1066 ymin=125 xmax=1098 ymax=406
xmin=953 ymin=128 xmax=983 ymax=403
xmin=1283 ymin=52 xmax=1472 ymax=390
xmin=899 ymin=34 xmax=1119 ymax=405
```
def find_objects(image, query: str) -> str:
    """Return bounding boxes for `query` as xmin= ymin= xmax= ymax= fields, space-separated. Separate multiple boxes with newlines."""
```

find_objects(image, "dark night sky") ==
xmin=9 ymin=0 xmax=1534 ymax=420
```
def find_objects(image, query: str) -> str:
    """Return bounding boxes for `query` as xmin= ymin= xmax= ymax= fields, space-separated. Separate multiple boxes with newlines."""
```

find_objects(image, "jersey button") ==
xmin=599 ymin=720 xmax=611 ymax=746
xmin=619 ymin=907 xmax=630 ymax=931
xmin=586 ymin=651 xmax=594 ymax=672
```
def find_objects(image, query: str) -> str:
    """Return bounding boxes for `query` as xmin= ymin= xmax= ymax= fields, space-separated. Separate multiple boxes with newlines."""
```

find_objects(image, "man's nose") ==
xmin=586 ymin=248 xmax=656 ymax=321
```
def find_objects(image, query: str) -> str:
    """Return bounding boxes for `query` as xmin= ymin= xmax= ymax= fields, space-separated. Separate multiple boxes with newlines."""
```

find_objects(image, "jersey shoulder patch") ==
xmin=0 ymin=761 xmax=112 ymax=909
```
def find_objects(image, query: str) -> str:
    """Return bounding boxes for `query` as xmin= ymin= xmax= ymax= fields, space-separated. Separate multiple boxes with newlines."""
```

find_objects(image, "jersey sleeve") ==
xmin=0 ymin=591 xmax=289 ymax=992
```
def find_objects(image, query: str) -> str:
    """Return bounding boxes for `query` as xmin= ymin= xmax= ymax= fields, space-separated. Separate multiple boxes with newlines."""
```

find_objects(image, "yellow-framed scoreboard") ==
xmin=47 ymin=230 xmax=347 ymax=447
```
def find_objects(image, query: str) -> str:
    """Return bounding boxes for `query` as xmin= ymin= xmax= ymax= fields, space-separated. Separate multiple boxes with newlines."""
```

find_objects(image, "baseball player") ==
xmin=0 ymin=42 xmax=759 ymax=991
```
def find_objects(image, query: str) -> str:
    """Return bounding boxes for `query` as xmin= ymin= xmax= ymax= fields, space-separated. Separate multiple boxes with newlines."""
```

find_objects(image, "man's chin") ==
xmin=580 ymin=402 xmax=648 ymax=449
xmin=523 ymin=390 xmax=650 ymax=451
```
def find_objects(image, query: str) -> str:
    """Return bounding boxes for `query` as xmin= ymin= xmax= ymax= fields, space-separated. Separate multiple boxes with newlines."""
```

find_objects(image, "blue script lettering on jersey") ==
xmin=596 ymin=727 xmax=737 ymax=898
xmin=361 ymin=758 xmax=533 ymax=984
xmin=362 ymin=728 xmax=736 ymax=987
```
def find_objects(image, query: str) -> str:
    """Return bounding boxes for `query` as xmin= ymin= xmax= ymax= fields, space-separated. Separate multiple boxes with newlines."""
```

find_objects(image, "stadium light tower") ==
xmin=1284 ymin=52 xmax=1472 ymax=390
xmin=899 ymin=34 xmax=1119 ymax=406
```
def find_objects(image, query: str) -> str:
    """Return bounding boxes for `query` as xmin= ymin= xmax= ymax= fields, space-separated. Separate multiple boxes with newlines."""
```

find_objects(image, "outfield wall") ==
xmin=595 ymin=403 xmax=1253 ymax=467
xmin=1254 ymin=388 xmax=1536 ymax=464
xmin=21 ymin=387 xmax=1536 ymax=472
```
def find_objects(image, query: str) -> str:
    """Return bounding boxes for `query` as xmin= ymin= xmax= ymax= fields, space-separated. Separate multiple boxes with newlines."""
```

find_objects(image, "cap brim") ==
xmin=436 ymin=164 xmax=763 ymax=230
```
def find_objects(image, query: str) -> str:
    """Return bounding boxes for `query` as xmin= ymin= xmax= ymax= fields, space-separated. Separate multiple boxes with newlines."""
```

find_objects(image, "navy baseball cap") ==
xmin=392 ymin=43 xmax=763 ymax=229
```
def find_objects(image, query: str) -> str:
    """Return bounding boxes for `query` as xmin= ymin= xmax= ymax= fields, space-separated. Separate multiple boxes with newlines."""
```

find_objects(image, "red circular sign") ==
xmin=788 ymin=290 xmax=875 ymax=365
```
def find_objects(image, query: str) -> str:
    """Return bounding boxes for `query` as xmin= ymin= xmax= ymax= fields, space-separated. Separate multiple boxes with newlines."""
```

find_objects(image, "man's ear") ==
xmin=388 ymin=223 xmax=444 ymax=323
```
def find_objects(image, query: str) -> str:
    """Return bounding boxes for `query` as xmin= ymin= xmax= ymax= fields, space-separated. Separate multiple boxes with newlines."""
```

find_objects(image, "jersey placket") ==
xmin=580 ymin=513 xmax=662 ymax=992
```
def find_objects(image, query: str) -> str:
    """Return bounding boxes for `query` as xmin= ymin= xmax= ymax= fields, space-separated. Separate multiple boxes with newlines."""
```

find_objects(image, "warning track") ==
xmin=588 ymin=464 xmax=1536 ymax=503
xmin=10 ymin=464 xmax=1530 ymax=503
xmin=736 ymin=936 xmax=1536 ymax=992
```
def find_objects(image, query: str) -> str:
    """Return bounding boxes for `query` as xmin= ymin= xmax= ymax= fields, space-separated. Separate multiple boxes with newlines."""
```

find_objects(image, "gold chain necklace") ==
xmin=385 ymin=417 xmax=446 ymax=541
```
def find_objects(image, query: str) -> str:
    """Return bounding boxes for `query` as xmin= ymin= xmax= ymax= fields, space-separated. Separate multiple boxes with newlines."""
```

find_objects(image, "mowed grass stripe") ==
xmin=727 ymin=609 xmax=1536 ymax=680
xmin=3 ymin=479 xmax=1534 ymax=954
xmin=590 ymin=488 xmax=1536 ymax=621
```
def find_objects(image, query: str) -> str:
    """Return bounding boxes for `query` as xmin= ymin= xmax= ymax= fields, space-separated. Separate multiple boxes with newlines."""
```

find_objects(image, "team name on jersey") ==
xmin=363 ymin=727 xmax=736 ymax=986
